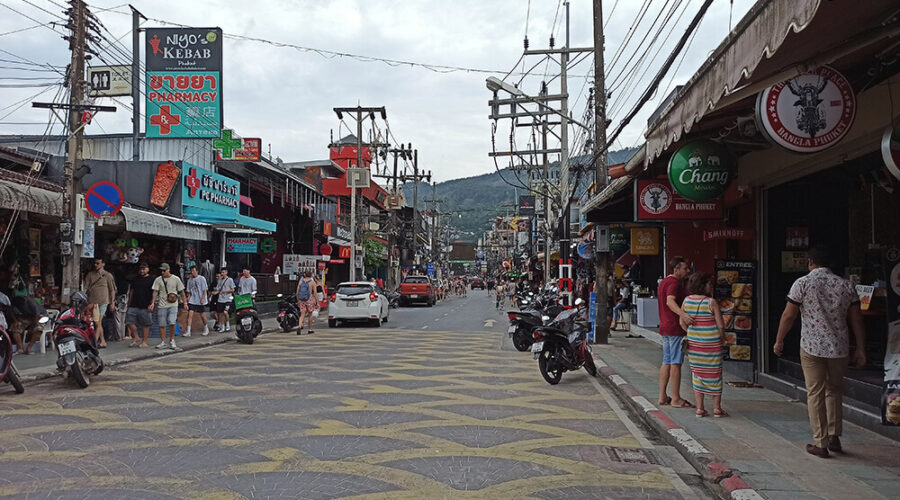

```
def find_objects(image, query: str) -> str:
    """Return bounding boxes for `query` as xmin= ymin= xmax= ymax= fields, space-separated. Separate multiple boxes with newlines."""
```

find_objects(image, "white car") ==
xmin=327 ymin=281 xmax=390 ymax=328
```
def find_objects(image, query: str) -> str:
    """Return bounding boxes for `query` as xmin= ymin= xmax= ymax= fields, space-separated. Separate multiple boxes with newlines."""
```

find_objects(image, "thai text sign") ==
xmin=182 ymin=162 xmax=239 ymax=214
xmin=145 ymin=28 xmax=223 ymax=138
xmin=636 ymin=180 xmax=723 ymax=220
xmin=225 ymin=237 xmax=257 ymax=253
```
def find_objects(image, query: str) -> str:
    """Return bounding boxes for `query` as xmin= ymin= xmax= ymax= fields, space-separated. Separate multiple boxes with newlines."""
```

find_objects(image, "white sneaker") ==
xmin=169 ymin=339 xmax=177 ymax=350
xmin=202 ymin=328 xmax=209 ymax=336
xmin=225 ymin=325 xmax=231 ymax=332
xmin=182 ymin=331 xmax=191 ymax=337
xmin=155 ymin=342 xmax=168 ymax=350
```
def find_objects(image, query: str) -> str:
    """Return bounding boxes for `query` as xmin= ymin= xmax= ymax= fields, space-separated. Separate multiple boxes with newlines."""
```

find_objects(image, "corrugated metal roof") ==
xmin=0 ymin=134 xmax=215 ymax=167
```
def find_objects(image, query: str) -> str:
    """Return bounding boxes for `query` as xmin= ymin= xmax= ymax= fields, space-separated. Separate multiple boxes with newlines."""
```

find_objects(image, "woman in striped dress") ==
xmin=680 ymin=272 xmax=727 ymax=417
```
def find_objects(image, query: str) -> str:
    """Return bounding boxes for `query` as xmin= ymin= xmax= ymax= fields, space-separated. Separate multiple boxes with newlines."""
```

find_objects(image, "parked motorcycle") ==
xmin=234 ymin=293 xmax=261 ymax=344
xmin=53 ymin=292 xmax=103 ymax=388
xmin=0 ymin=292 xmax=24 ymax=394
xmin=507 ymin=290 xmax=565 ymax=352
xmin=531 ymin=298 xmax=597 ymax=385
xmin=385 ymin=289 xmax=401 ymax=309
xmin=276 ymin=293 xmax=300 ymax=332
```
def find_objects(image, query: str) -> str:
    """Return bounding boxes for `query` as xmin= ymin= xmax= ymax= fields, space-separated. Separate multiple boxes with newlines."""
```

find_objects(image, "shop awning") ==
xmin=644 ymin=0 xmax=900 ymax=165
xmin=183 ymin=206 xmax=276 ymax=234
xmin=120 ymin=206 xmax=212 ymax=241
xmin=0 ymin=178 xmax=63 ymax=217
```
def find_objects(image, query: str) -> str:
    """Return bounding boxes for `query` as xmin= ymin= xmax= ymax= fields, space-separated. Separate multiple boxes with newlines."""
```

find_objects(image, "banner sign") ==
xmin=283 ymin=254 xmax=318 ymax=275
xmin=87 ymin=65 xmax=132 ymax=97
xmin=636 ymin=180 xmax=723 ymax=220
xmin=519 ymin=195 xmax=535 ymax=216
xmin=225 ymin=237 xmax=257 ymax=253
xmin=714 ymin=260 xmax=757 ymax=362
xmin=630 ymin=227 xmax=659 ymax=255
xmin=214 ymin=129 xmax=262 ymax=161
xmin=145 ymin=27 xmax=223 ymax=138
xmin=182 ymin=162 xmax=239 ymax=214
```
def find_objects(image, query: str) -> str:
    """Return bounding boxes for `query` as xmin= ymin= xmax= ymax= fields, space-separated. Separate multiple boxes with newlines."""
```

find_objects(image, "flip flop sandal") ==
xmin=714 ymin=409 xmax=729 ymax=418
xmin=657 ymin=397 xmax=672 ymax=406
xmin=128 ymin=342 xmax=139 ymax=348
xmin=695 ymin=409 xmax=708 ymax=418
xmin=674 ymin=400 xmax=694 ymax=408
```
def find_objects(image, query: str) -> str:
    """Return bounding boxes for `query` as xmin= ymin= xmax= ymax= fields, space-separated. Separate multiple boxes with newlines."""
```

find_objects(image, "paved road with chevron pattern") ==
xmin=0 ymin=290 xmax=711 ymax=499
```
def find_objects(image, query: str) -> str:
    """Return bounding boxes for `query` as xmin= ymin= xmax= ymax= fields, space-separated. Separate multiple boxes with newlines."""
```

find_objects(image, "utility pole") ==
xmin=592 ymin=0 xmax=610 ymax=344
xmin=333 ymin=106 xmax=387 ymax=282
xmin=130 ymin=5 xmax=145 ymax=161
xmin=63 ymin=0 xmax=87 ymax=304
xmin=412 ymin=148 xmax=419 ymax=270
xmin=558 ymin=1 xmax=571 ymax=273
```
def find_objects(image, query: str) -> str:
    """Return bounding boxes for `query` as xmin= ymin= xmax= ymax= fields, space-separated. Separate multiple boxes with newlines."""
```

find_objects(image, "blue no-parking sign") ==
xmin=85 ymin=181 xmax=123 ymax=217
xmin=427 ymin=264 xmax=434 ymax=276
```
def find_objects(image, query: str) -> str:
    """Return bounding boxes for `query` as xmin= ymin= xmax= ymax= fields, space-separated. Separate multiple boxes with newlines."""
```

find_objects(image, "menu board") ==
xmin=714 ymin=260 xmax=757 ymax=362
xmin=882 ymin=250 xmax=900 ymax=426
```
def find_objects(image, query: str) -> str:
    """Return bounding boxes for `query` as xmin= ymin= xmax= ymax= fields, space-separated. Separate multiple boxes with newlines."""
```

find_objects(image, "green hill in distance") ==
xmin=402 ymin=147 xmax=638 ymax=242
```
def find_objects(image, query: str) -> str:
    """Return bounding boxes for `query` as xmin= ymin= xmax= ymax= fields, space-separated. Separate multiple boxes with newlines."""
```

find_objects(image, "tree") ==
xmin=363 ymin=237 xmax=386 ymax=274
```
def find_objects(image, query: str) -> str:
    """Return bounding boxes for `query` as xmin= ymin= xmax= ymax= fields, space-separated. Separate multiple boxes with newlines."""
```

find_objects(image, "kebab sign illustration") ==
xmin=145 ymin=27 xmax=223 ymax=138
xmin=756 ymin=65 xmax=856 ymax=153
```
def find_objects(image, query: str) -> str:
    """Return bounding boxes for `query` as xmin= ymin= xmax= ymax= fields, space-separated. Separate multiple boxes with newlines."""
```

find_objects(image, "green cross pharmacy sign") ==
xmin=667 ymin=140 xmax=736 ymax=202
xmin=213 ymin=129 xmax=242 ymax=159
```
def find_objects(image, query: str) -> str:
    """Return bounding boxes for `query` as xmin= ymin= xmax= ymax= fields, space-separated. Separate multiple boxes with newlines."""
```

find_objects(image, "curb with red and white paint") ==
xmin=594 ymin=357 xmax=764 ymax=500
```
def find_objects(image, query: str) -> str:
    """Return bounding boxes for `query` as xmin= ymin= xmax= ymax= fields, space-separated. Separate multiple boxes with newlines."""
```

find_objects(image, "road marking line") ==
xmin=422 ymin=326 xmax=429 ymax=330
xmin=731 ymin=489 xmax=765 ymax=500
xmin=659 ymin=465 xmax=698 ymax=499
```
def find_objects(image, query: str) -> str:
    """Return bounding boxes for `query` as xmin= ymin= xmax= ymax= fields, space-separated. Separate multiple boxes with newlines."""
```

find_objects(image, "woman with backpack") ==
xmin=296 ymin=271 xmax=320 ymax=335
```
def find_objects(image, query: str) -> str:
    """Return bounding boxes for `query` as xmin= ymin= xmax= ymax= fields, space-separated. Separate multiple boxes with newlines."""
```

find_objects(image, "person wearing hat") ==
xmin=149 ymin=263 xmax=187 ymax=350
xmin=125 ymin=262 xmax=155 ymax=348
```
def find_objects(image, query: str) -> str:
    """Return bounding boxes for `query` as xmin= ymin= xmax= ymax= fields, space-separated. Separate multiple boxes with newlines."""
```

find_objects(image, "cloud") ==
xmin=0 ymin=0 xmax=754 ymax=182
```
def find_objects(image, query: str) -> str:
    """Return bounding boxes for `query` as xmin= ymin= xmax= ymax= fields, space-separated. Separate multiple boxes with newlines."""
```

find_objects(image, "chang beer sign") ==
xmin=668 ymin=140 xmax=736 ymax=202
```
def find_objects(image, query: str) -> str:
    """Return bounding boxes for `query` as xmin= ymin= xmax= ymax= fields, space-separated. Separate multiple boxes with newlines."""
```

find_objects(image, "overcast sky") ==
xmin=0 ymin=0 xmax=754 ymax=182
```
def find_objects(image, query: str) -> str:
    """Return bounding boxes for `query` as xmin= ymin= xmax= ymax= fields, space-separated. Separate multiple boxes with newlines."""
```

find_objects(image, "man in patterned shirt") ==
xmin=774 ymin=246 xmax=866 ymax=458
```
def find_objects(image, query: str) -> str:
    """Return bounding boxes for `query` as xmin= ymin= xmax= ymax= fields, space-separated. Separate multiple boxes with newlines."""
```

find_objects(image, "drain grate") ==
xmin=606 ymin=447 xmax=657 ymax=464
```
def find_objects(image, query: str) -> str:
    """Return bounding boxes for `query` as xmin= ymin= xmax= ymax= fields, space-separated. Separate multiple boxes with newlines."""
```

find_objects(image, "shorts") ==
xmin=662 ymin=335 xmax=684 ymax=365
xmin=91 ymin=303 xmax=109 ymax=323
xmin=188 ymin=303 xmax=207 ymax=313
xmin=157 ymin=306 xmax=178 ymax=326
xmin=216 ymin=300 xmax=232 ymax=313
xmin=125 ymin=308 xmax=152 ymax=327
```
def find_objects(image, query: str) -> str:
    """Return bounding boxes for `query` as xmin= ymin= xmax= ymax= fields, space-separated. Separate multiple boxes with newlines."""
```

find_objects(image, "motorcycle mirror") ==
xmin=276 ymin=293 xmax=283 ymax=298
xmin=542 ymin=315 xmax=550 ymax=322
xmin=38 ymin=316 xmax=50 ymax=325
xmin=574 ymin=298 xmax=584 ymax=306
xmin=528 ymin=292 xmax=534 ymax=296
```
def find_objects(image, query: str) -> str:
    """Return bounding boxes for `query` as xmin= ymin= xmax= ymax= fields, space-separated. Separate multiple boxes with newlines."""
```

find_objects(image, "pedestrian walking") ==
xmin=774 ymin=246 xmax=866 ymax=458
xmin=681 ymin=272 xmax=727 ymax=417
xmin=211 ymin=268 xmax=235 ymax=332
xmin=657 ymin=257 xmax=695 ymax=408
xmin=184 ymin=265 xmax=209 ymax=337
xmin=125 ymin=262 xmax=154 ymax=348
xmin=83 ymin=258 xmax=116 ymax=348
xmin=238 ymin=268 xmax=257 ymax=295
xmin=149 ymin=263 xmax=187 ymax=350
xmin=296 ymin=271 xmax=320 ymax=335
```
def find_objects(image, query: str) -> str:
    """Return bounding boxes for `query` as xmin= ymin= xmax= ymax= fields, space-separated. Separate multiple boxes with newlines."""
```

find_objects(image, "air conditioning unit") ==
xmin=385 ymin=194 xmax=404 ymax=210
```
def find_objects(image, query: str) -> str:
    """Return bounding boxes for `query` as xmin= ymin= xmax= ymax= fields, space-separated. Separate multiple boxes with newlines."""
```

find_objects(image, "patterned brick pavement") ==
xmin=0 ymin=328 xmax=711 ymax=499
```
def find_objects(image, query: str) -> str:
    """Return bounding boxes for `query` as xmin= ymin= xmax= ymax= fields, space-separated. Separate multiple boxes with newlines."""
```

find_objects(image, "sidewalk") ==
xmin=12 ymin=316 xmax=281 ymax=383
xmin=594 ymin=327 xmax=900 ymax=500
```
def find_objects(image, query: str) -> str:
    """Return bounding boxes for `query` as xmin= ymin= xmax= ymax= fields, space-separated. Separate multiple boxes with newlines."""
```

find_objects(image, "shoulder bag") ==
xmin=162 ymin=277 xmax=178 ymax=304
xmin=681 ymin=297 xmax=710 ymax=353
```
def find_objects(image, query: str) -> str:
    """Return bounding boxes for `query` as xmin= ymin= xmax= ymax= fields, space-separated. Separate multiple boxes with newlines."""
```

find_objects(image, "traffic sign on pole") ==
xmin=85 ymin=181 xmax=123 ymax=217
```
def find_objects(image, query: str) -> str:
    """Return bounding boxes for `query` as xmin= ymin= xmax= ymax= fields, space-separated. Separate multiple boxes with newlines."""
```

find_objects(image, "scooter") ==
xmin=530 ymin=298 xmax=597 ymax=385
xmin=275 ymin=293 xmax=300 ymax=332
xmin=234 ymin=293 xmax=261 ymax=344
xmin=53 ymin=292 xmax=103 ymax=389
xmin=0 ymin=292 xmax=24 ymax=394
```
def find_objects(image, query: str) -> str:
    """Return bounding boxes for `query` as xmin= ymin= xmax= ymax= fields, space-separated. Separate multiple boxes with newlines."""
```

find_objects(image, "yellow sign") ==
xmin=631 ymin=227 xmax=659 ymax=255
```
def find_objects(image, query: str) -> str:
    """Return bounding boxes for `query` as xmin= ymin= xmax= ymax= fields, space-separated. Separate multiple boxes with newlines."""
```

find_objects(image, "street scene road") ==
xmin=0 ymin=292 xmax=710 ymax=499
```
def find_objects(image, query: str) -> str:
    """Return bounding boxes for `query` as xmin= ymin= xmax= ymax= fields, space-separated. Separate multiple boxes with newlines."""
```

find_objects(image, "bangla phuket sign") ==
xmin=636 ymin=180 xmax=723 ymax=221
xmin=667 ymin=140 xmax=736 ymax=202
xmin=756 ymin=65 xmax=856 ymax=153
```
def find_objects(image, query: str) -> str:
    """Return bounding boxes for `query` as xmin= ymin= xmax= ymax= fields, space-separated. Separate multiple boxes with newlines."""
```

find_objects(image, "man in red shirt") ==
xmin=657 ymin=257 xmax=695 ymax=408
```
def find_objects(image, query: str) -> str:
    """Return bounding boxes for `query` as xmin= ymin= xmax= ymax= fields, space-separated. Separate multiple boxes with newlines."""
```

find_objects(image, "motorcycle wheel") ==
xmin=252 ymin=319 xmax=262 ymax=337
xmin=71 ymin=352 xmax=90 ymax=388
xmin=583 ymin=355 xmax=598 ymax=377
xmin=238 ymin=328 xmax=254 ymax=345
xmin=538 ymin=349 xmax=563 ymax=385
xmin=280 ymin=320 xmax=293 ymax=333
xmin=512 ymin=330 xmax=531 ymax=352
xmin=7 ymin=364 xmax=24 ymax=394
xmin=93 ymin=355 xmax=104 ymax=376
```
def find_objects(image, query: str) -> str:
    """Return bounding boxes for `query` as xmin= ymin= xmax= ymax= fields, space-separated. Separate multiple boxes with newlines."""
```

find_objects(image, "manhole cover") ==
xmin=606 ymin=447 xmax=656 ymax=464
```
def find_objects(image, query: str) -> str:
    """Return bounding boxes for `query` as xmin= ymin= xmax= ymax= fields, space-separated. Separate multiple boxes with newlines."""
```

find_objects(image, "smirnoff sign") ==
xmin=146 ymin=28 xmax=223 ymax=72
